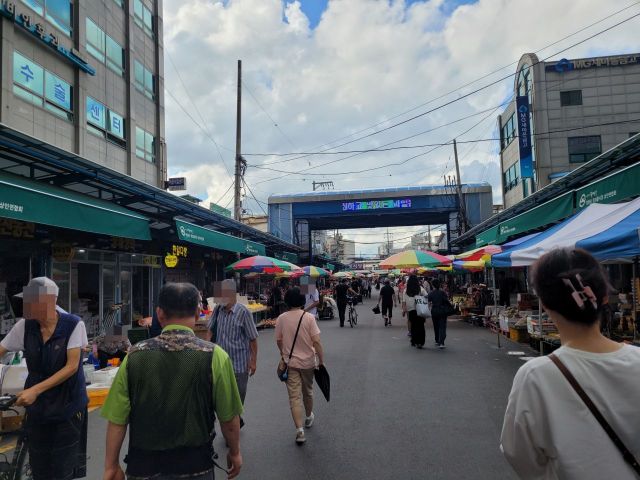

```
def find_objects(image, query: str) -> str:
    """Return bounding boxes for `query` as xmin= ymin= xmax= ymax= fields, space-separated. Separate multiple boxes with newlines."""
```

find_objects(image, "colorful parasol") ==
xmin=455 ymin=245 xmax=502 ymax=262
xmin=226 ymin=255 xmax=301 ymax=274
xmin=453 ymin=260 xmax=486 ymax=272
xmin=332 ymin=271 xmax=354 ymax=278
xmin=296 ymin=266 xmax=331 ymax=278
xmin=380 ymin=249 xmax=452 ymax=269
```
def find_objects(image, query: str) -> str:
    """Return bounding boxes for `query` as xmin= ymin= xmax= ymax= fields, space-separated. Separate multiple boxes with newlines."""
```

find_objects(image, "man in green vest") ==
xmin=102 ymin=283 xmax=243 ymax=479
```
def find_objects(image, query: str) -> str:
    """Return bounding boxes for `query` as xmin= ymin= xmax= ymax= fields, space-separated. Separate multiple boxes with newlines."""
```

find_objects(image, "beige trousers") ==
xmin=285 ymin=367 xmax=315 ymax=429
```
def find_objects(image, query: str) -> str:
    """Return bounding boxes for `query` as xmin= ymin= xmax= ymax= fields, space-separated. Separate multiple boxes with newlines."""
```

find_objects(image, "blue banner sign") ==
xmin=0 ymin=2 xmax=95 ymax=75
xmin=342 ymin=198 xmax=412 ymax=212
xmin=516 ymin=96 xmax=533 ymax=178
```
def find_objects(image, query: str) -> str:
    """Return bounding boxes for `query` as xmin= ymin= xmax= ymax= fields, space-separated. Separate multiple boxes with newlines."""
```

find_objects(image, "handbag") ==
xmin=549 ymin=354 xmax=640 ymax=475
xmin=415 ymin=296 xmax=431 ymax=318
xmin=372 ymin=305 xmax=381 ymax=315
xmin=277 ymin=312 xmax=305 ymax=382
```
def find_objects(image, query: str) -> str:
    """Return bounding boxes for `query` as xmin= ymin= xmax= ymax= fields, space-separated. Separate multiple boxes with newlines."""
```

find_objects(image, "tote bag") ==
xmin=415 ymin=296 xmax=431 ymax=318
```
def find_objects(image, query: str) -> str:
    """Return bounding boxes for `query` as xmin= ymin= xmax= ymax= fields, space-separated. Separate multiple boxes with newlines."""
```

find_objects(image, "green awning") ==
xmin=576 ymin=162 xmax=640 ymax=210
xmin=175 ymin=219 xmax=266 ymax=256
xmin=475 ymin=225 xmax=499 ymax=247
xmin=0 ymin=171 xmax=150 ymax=240
xmin=494 ymin=192 xmax=574 ymax=244
xmin=274 ymin=251 xmax=299 ymax=263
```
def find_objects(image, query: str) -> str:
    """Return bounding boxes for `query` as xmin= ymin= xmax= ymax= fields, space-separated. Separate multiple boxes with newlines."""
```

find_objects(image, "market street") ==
xmin=87 ymin=294 xmax=526 ymax=479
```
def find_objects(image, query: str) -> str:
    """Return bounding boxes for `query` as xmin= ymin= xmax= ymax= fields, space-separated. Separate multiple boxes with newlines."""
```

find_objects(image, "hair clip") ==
xmin=562 ymin=275 xmax=598 ymax=310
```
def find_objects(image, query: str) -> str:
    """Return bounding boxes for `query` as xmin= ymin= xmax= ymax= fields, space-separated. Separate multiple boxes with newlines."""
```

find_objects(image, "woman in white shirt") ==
xmin=501 ymin=248 xmax=640 ymax=480
xmin=402 ymin=275 xmax=428 ymax=348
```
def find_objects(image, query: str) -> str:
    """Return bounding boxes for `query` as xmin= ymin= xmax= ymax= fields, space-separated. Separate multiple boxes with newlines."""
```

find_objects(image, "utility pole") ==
xmin=427 ymin=225 xmax=432 ymax=250
xmin=453 ymin=139 xmax=469 ymax=234
xmin=234 ymin=59 xmax=243 ymax=221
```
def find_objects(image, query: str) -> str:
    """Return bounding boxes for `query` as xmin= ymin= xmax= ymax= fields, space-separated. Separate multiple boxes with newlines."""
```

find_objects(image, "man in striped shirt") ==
xmin=208 ymin=279 xmax=259 ymax=427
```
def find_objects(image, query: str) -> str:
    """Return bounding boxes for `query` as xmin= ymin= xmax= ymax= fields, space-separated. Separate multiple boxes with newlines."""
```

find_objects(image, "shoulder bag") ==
xmin=415 ymin=294 xmax=431 ymax=318
xmin=277 ymin=312 xmax=305 ymax=382
xmin=549 ymin=353 xmax=640 ymax=475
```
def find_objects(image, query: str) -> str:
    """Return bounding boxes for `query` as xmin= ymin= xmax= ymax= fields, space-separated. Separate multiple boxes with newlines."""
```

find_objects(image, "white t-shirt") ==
xmin=501 ymin=344 xmax=640 ymax=480
xmin=1 ymin=318 xmax=88 ymax=352
xmin=305 ymin=290 xmax=320 ymax=316
xmin=403 ymin=288 xmax=427 ymax=311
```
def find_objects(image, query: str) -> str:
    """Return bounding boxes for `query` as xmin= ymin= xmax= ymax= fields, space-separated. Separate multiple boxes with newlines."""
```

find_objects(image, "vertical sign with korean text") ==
xmin=516 ymin=96 xmax=533 ymax=178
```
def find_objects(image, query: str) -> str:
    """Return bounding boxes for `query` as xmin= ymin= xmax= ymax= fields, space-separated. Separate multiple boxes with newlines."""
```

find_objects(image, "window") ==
xmin=136 ymin=126 xmax=155 ymax=162
xmin=568 ymin=136 xmax=601 ymax=163
xmin=21 ymin=0 xmax=72 ymax=36
xmin=86 ymin=96 xmax=126 ymax=145
xmin=134 ymin=60 xmax=155 ymax=100
xmin=560 ymin=90 xmax=582 ymax=106
xmin=503 ymin=163 xmax=520 ymax=193
xmin=86 ymin=18 xmax=125 ymax=75
xmin=13 ymin=51 xmax=72 ymax=120
xmin=516 ymin=65 xmax=532 ymax=98
xmin=134 ymin=0 xmax=154 ymax=38
xmin=500 ymin=113 xmax=516 ymax=150
xmin=113 ymin=0 xmax=123 ymax=7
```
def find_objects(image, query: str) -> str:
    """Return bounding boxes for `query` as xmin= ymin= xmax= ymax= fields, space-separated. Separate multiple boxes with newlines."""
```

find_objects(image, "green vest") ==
xmin=127 ymin=330 xmax=216 ymax=452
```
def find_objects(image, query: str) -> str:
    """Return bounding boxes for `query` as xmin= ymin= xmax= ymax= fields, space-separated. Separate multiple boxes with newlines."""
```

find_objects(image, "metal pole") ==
xmin=234 ymin=59 xmax=243 ymax=221
xmin=453 ymin=139 xmax=467 ymax=234
xmin=493 ymin=267 xmax=501 ymax=348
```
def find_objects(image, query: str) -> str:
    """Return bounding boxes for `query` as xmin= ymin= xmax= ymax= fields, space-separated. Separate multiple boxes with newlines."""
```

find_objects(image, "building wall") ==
xmin=0 ymin=0 xmax=165 ymax=187
xmin=499 ymin=52 xmax=640 ymax=208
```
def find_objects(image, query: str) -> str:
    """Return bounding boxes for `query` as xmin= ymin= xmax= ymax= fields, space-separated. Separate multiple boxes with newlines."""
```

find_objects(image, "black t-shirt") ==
xmin=335 ymin=283 xmax=350 ymax=301
xmin=380 ymin=285 xmax=395 ymax=305
xmin=428 ymin=289 xmax=449 ymax=314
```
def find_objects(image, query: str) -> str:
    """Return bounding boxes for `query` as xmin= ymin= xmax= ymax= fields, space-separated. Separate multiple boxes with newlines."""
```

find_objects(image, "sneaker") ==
xmin=434 ymin=342 xmax=440 ymax=347
xmin=296 ymin=429 xmax=306 ymax=445
xmin=305 ymin=412 xmax=315 ymax=429
xmin=439 ymin=344 xmax=446 ymax=350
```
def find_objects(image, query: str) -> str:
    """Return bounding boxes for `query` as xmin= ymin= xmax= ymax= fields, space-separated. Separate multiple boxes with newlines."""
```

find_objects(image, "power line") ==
xmin=213 ymin=181 xmax=235 ymax=206
xmin=281 ymin=2 xmax=640 ymax=159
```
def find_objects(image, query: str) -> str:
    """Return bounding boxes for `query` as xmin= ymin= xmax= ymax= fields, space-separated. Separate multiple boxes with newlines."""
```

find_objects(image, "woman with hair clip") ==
xmin=501 ymin=248 xmax=640 ymax=480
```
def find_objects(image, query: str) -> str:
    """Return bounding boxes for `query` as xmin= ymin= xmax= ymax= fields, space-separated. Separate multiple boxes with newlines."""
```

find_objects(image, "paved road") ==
xmin=87 ymin=294 xmax=528 ymax=479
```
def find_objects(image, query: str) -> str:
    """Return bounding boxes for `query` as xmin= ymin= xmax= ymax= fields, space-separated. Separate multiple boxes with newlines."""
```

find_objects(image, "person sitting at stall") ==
xmin=0 ymin=277 xmax=89 ymax=480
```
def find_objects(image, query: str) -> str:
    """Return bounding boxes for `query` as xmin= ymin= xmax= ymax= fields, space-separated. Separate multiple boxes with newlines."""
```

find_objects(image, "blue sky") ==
xmin=287 ymin=0 xmax=478 ymax=29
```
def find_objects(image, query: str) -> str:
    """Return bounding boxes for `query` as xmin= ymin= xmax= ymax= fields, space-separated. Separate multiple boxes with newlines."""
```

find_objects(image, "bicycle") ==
xmin=347 ymin=296 xmax=358 ymax=328
xmin=0 ymin=395 xmax=31 ymax=480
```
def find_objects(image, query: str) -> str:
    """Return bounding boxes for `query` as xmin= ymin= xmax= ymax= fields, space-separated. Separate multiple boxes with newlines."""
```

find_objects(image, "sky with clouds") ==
xmin=162 ymin=0 xmax=640 ymax=257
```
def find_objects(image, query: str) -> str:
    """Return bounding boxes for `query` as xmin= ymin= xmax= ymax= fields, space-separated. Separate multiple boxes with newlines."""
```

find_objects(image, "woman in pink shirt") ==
xmin=275 ymin=287 xmax=325 ymax=445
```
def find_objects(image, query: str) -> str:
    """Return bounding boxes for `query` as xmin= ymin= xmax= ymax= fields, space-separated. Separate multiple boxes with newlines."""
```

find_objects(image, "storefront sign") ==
xmin=576 ymin=162 xmax=640 ymax=210
xmin=516 ymin=96 xmax=533 ymax=178
xmin=547 ymin=54 xmax=640 ymax=73
xmin=143 ymin=256 xmax=160 ymax=267
xmin=0 ymin=1 xmax=95 ymax=75
xmin=165 ymin=177 xmax=187 ymax=191
xmin=171 ymin=245 xmax=188 ymax=257
xmin=342 ymin=198 xmax=412 ymax=212
xmin=164 ymin=254 xmax=178 ymax=268
xmin=175 ymin=219 xmax=266 ymax=256
xmin=111 ymin=237 xmax=136 ymax=252
xmin=274 ymin=251 xmax=299 ymax=263
xmin=52 ymin=242 xmax=73 ymax=262
xmin=0 ymin=218 xmax=34 ymax=238
xmin=210 ymin=203 xmax=232 ymax=218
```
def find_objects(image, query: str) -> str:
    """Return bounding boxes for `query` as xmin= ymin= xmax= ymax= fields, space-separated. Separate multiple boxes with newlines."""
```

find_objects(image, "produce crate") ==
xmin=87 ymin=387 xmax=110 ymax=408
xmin=509 ymin=327 xmax=529 ymax=343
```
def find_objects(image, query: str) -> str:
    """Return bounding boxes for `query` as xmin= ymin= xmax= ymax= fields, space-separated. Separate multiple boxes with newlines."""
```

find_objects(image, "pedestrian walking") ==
xmin=275 ymin=287 xmax=325 ymax=445
xmin=377 ymin=279 xmax=397 ymax=327
xmin=208 ymin=279 xmax=259 ymax=427
xmin=334 ymin=279 xmax=357 ymax=328
xmin=0 ymin=277 xmax=89 ymax=480
xmin=428 ymin=279 xmax=450 ymax=348
xmin=102 ymin=282 xmax=243 ymax=479
xmin=402 ymin=275 xmax=428 ymax=348
xmin=303 ymin=280 xmax=320 ymax=318
xmin=501 ymin=249 xmax=640 ymax=480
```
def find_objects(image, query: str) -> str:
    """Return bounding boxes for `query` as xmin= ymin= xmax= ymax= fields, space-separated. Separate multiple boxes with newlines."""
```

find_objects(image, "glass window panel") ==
xmin=134 ymin=61 xmax=144 ymax=88
xmin=44 ymin=71 xmax=72 ymax=111
xmin=106 ymin=35 xmax=124 ymax=73
xmin=21 ymin=0 xmax=44 ymax=15
xmin=13 ymin=51 xmax=44 ymax=95
xmin=86 ymin=18 xmax=105 ymax=62
xmin=145 ymin=131 xmax=154 ymax=157
xmin=134 ymin=0 xmax=143 ymax=19
xmin=136 ymin=126 xmax=145 ymax=150
xmin=86 ymin=96 xmax=106 ymax=129
xmin=46 ymin=0 xmax=72 ymax=35
xmin=144 ymin=68 xmax=154 ymax=95
xmin=143 ymin=6 xmax=152 ymax=31
xmin=108 ymin=110 xmax=125 ymax=139
xmin=13 ymin=84 xmax=43 ymax=107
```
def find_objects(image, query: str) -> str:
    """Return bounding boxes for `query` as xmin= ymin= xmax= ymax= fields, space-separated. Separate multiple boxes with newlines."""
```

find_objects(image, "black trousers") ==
xmin=337 ymin=300 xmax=347 ymax=326
xmin=408 ymin=310 xmax=425 ymax=346
xmin=27 ymin=409 xmax=87 ymax=480
xmin=432 ymin=315 xmax=447 ymax=345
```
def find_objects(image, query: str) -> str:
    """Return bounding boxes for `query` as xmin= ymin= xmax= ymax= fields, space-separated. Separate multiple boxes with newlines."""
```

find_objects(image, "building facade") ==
xmin=323 ymin=235 xmax=355 ymax=265
xmin=1 ymin=0 xmax=165 ymax=187
xmin=499 ymin=52 xmax=640 ymax=208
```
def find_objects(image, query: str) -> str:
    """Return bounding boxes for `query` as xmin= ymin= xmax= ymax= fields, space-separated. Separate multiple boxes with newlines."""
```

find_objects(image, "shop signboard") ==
xmin=164 ymin=254 xmax=178 ymax=268
xmin=274 ymin=251 xmax=299 ymax=264
xmin=516 ymin=96 xmax=533 ymax=178
xmin=494 ymin=192 xmax=574 ymax=244
xmin=165 ymin=177 xmax=187 ymax=191
xmin=52 ymin=242 xmax=74 ymax=262
xmin=475 ymin=225 xmax=499 ymax=247
xmin=175 ymin=219 xmax=266 ymax=256
xmin=210 ymin=203 xmax=232 ymax=218
xmin=576 ymin=162 xmax=640 ymax=210
xmin=143 ymin=256 xmax=160 ymax=267
xmin=171 ymin=245 xmax=188 ymax=258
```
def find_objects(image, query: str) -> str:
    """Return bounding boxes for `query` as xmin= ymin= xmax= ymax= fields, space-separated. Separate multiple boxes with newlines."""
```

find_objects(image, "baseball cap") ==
xmin=22 ymin=277 xmax=59 ymax=300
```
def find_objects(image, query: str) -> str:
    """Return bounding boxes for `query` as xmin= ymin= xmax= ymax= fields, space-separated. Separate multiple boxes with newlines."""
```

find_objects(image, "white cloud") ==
xmin=162 ymin=0 xmax=640 ymax=254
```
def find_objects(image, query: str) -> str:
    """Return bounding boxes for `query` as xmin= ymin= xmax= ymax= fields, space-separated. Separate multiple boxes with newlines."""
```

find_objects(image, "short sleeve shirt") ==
xmin=275 ymin=310 xmax=321 ymax=370
xmin=102 ymin=325 xmax=243 ymax=425
xmin=209 ymin=303 xmax=259 ymax=374
xmin=1 ymin=318 xmax=88 ymax=351
xmin=380 ymin=285 xmax=395 ymax=305
xmin=305 ymin=290 xmax=320 ymax=316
